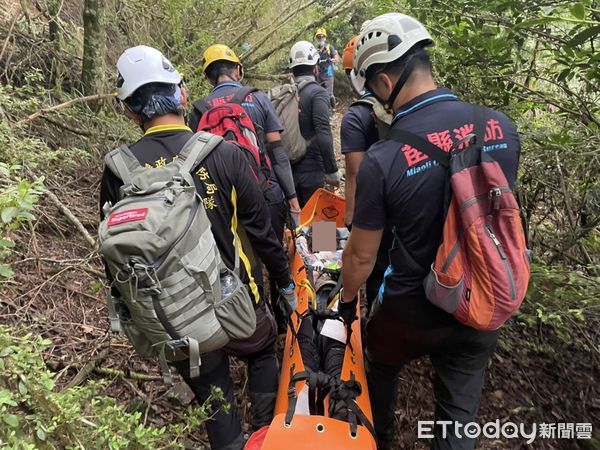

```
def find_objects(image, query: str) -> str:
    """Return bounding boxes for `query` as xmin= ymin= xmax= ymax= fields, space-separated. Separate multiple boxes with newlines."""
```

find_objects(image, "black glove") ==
xmin=338 ymin=297 xmax=358 ymax=326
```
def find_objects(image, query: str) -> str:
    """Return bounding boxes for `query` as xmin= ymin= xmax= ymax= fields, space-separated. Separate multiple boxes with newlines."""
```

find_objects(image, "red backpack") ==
xmin=389 ymin=105 xmax=530 ymax=330
xmin=193 ymin=87 xmax=272 ymax=191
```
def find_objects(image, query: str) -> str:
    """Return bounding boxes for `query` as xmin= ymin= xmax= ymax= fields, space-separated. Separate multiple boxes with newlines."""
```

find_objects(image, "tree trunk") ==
xmin=48 ymin=0 xmax=62 ymax=87
xmin=48 ymin=0 xmax=61 ymax=43
xmin=81 ymin=0 xmax=105 ymax=98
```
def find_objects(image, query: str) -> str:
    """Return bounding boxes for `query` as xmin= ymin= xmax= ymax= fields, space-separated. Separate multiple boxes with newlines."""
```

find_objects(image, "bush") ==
xmin=0 ymin=325 xmax=222 ymax=449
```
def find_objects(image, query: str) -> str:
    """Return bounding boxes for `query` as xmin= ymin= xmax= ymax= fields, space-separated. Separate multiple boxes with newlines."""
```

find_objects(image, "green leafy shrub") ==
xmin=0 ymin=163 xmax=44 ymax=278
xmin=517 ymin=263 xmax=599 ymax=345
xmin=0 ymin=74 xmax=90 ymax=170
xmin=0 ymin=325 xmax=221 ymax=449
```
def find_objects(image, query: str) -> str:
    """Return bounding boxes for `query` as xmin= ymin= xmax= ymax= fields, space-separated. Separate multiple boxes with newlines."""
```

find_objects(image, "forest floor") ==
xmin=0 ymin=100 xmax=598 ymax=450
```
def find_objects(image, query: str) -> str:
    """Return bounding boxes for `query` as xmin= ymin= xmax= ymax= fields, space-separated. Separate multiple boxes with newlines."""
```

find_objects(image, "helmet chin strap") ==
xmin=384 ymin=56 xmax=418 ymax=111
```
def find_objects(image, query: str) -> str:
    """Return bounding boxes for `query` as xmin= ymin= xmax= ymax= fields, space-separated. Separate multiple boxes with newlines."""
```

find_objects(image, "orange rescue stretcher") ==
xmin=245 ymin=189 xmax=377 ymax=450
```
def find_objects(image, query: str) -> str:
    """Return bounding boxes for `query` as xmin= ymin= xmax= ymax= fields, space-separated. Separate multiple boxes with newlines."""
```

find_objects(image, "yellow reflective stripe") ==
xmin=230 ymin=187 xmax=260 ymax=303
xmin=144 ymin=124 xmax=192 ymax=135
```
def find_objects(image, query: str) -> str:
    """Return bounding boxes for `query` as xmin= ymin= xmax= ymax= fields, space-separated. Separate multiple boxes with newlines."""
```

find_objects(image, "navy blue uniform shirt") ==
xmin=340 ymin=95 xmax=379 ymax=154
xmin=353 ymin=88 xmax=521 ymax=298
xmin=189 ymin=81 xmax=285 ymax=204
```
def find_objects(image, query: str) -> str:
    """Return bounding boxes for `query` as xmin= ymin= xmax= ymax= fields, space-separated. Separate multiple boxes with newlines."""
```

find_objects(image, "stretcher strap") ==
xmin=285 ymin=310 xmax=306 ymax=350
xmin=285 ymin=365 xmax=308 ymax=426
xmin=329 ymin=376 xmax=378 ymax=444
xmin=308 ymin=371 xmax=333 ymax=416
xmin=284 ymin=367 xmax=377 ymax=444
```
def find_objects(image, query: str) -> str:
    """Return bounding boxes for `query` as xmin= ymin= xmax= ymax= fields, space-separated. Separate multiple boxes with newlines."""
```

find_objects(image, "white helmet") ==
xmin=116 ymin=45 xmax=181 ymax=100
xmin=353 ymin=13 xmax=433 ymax=91
xmin=289 ymin=41 xmax=319 ymax=68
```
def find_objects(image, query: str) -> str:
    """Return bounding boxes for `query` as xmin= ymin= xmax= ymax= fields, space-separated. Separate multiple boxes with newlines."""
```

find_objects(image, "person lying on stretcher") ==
xmin=294 ymin=272 xmax=348 ymax=420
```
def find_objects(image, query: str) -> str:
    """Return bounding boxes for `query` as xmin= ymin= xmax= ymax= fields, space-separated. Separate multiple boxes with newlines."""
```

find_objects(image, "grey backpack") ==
xmin=99 ymin=132 xmax=256 ymax=383
xmin=268 ymin=79 xmax=315 ymax=163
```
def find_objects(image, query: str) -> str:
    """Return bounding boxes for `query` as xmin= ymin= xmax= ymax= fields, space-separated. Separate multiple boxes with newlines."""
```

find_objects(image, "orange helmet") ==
xmin=342 ymin=35 xmax=360 ymax=71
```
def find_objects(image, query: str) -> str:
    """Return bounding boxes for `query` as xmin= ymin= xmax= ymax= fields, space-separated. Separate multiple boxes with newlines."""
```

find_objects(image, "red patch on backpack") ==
xmin=108 ymin=208 xmax=148 ymax=226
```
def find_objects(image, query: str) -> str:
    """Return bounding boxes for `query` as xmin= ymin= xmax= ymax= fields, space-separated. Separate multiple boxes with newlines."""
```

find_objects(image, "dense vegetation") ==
xmin=0 ymin=0 xmax=597 ymax=447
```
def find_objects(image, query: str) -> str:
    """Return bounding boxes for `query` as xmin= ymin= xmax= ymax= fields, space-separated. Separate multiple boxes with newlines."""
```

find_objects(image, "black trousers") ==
xmin=268 ymin=200 xmax=289 ymax=333
xmin=293 ymin=170 xmax=324 ymax=208
xmin=173 ymin=303 xmax=278 ymax=450
xmin=296 ymin=314 xmax=346 ymax=419
xmin=365 ymin=295 xmax=499 ymax=449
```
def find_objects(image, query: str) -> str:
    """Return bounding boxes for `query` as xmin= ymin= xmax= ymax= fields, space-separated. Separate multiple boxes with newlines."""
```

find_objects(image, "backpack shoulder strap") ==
xmin=297 ymin=79 xmax=317 ymax=92
xmin=230 ymin=86 xmax=259 ymax=105
xmin=388 ymin=128 xmax=451 ymax=168
xmin=351 ymin=96 xmax=377 ymax=108
xmin=472 ymin=105 xmax=488 ymax=148
xmin=177 ymin=132 xmax=224 ymax=174
xmin=193 ymin=98 xmax=212 ymax=116
xmin=104 ymin=145 xmax=141 ymax=185
xmin=386 ymin=128 xmax=451 ymax=273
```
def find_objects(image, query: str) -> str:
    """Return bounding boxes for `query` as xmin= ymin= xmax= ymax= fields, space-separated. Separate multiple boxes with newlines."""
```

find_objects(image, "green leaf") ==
xmin=0 ymin=389 xmax=17 ymax=406
xmin=36 ymin=428 xmax=46 ymax=441
xmin=557 ymin=68 xmax=571 ymax=82
xmin=18 ymin=381 xmax=28 ymax=396
xmin=0 ymin=264 xmax=14 ymax=279
xmin=566 ymin=25 xmax=600 ymax=47
xmin=0 ymin=239 xmax=15 ymax=248
xmin=1 ymin=207 xmax=18 ymax=224
xmin=3 ymin=414 xmax=19 ymax=428
xmin=570 ymin=3 xmax=585 ymax=20
xmin=515 ymin=16 xmax=564 ymax=28
xmin=19 ymin=212 xmax=36 ymax=221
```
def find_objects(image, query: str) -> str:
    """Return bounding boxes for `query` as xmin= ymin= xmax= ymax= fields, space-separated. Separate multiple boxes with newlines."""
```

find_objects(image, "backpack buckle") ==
xmin=172 ymin=174 xmax=190 ymax=188
xmin=489 ymin=187 xmax=502 ymax=210
xmin=166 ymin=338 xmax=189 ymax=349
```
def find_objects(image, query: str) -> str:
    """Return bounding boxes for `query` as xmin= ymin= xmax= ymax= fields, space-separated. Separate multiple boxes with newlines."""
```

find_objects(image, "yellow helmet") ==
xmin=202 ymin=44 xmax=241 ymax=72
xmin=315 ymin=27 xmax=327 ymax=38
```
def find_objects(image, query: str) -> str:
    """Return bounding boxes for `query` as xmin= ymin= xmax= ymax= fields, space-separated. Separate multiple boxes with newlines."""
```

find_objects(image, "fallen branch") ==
xmin=15 ymin=92 xmax=116 ymax=126
xmin=44 ymin=188 xmax=97 ymax=249
xmin=66 ymin=348 xmax=110 ymax=389
xmin=41 ymin=115 xmax=95 ymax=137
xmin=244 ymin=0 xmax=360 ymax=69
xmin=0 ymin=11 xmax=20 ymax=62
xmin=245 ymin=73 xmax=290 ymax=82
xmin=239 ymin=0 xmax=317 ymax=61
xmin=94 ymin=366 xmax=175 ymax=383
xmin=41 ymin=115 xmax=126 ymax=141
